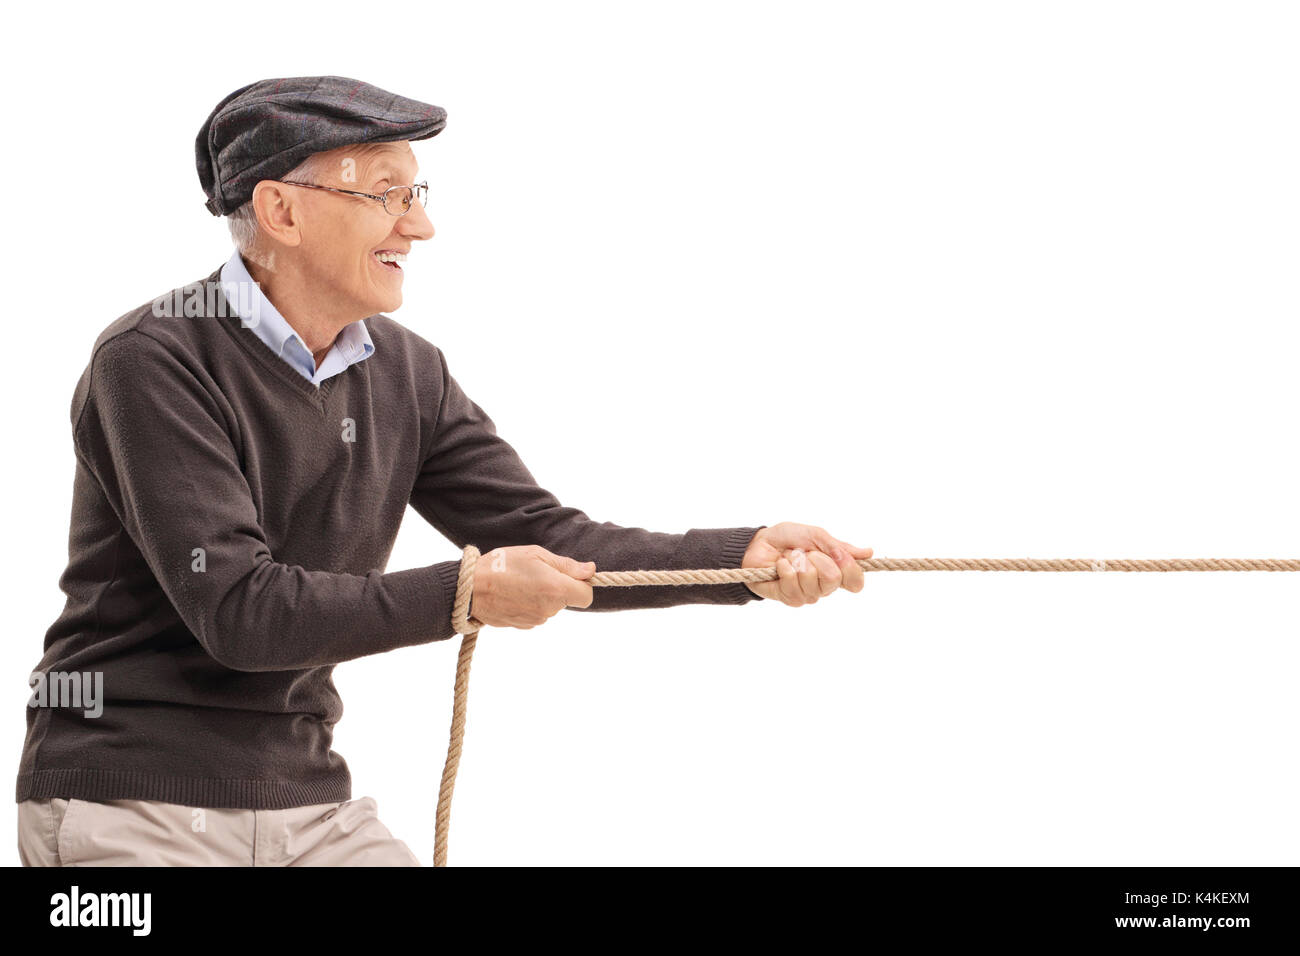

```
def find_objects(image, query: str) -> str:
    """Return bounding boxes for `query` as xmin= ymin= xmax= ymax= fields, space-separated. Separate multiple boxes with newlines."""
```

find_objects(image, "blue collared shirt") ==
xmin=219 ymin=249 xmax=374 ymax=386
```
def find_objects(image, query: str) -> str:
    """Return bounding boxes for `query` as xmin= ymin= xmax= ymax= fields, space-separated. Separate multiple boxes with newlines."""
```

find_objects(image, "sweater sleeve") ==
xmin=408 ymin=346 xmax=767 ymax=611
xmin=73 ymin=330 xmax=462 ymax=672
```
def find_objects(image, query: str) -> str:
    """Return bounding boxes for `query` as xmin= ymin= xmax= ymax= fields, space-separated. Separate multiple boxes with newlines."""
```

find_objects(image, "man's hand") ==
xmin=469 ymin=545 xmax=596 ymax=629
xmin=741 ymin=522 xmax=872 ymax=605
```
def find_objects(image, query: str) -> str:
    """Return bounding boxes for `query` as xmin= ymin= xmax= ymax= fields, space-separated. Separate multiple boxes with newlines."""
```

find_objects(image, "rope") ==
xmin=434 ymin=546 xmax=1300 ymax=864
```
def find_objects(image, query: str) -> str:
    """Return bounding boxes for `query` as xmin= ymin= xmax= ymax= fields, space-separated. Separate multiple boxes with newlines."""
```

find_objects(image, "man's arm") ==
xmin=74 ymin=329 xmax=463 ymax=672
xmin=408 ymin=347 xmax=765 ymax=610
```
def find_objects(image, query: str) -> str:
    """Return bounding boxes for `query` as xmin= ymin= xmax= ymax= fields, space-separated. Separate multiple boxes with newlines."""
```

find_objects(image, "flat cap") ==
xmin=196 ymin=75 xmax=447 ymax=216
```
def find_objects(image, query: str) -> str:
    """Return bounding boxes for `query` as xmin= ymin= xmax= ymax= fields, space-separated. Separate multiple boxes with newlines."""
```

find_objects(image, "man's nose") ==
xmin=397 ymin=199 xmax=434 ymax=240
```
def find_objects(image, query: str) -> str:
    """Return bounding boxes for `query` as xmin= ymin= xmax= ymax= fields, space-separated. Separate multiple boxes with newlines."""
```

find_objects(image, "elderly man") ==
xmin=16 ymin=76 xmax=871 ymax=866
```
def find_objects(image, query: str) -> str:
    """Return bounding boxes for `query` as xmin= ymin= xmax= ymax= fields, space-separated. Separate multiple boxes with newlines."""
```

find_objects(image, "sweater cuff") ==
xmin=360 ymin=560 xmax=464 ymax=654
xmin=432 ymin=559 xmax=464 ymax=637
xmin=717 ymin=525 xmax=766 ymax=604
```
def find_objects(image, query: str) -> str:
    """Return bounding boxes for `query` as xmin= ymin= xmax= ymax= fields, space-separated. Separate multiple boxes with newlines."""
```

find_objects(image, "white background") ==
xmin=1 ymin=1 xmax=1297 ymax=866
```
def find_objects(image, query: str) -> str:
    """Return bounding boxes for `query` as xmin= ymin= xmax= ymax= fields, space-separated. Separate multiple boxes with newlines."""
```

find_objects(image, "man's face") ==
xmin=288 ymin=141 xmax=434 ymax=317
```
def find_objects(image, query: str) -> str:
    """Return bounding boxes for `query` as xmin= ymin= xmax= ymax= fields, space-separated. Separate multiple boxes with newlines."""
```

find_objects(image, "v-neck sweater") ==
xmin=17 ymin=265 xmax=763 ymax=809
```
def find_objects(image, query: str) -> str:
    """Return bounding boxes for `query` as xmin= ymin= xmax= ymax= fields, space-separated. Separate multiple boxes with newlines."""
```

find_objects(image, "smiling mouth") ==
xmin=374 ymin=250 xmax=407 ymax=272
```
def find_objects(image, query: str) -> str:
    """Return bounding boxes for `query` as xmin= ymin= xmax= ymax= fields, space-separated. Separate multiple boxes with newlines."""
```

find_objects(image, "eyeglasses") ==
xmin=278 ymin=180 xmax=429 ymax=216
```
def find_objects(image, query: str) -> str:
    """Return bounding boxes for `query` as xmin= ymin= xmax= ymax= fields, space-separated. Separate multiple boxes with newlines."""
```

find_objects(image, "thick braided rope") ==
xmin=435 ymin=547 xmax=1300 ymax=864
xmin=434 ymin=545 xmax=486 ymax=868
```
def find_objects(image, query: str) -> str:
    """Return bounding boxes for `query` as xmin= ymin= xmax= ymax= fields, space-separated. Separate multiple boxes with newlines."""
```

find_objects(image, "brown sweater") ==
xmin=17 ymin=266 xmax=764 ymax=809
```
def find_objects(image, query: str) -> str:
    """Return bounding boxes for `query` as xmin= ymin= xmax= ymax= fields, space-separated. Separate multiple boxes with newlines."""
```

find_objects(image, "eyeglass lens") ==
xmin=384 ymin=184 xmax=428 ymax=215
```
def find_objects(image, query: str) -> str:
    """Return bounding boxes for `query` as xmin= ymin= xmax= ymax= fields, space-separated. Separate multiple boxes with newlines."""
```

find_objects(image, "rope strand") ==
xmin=434 ymin=546 xmax=1300 ymax=864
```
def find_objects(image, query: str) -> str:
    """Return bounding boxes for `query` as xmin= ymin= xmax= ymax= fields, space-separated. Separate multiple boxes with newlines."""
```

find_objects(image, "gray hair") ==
xmin=225 ymin=152 xmax=336 ymax=252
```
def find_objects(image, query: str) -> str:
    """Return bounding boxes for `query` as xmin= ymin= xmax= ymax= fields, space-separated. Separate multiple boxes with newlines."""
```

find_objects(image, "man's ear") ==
xmin=251 ymin=180 xmax=304 ymax=248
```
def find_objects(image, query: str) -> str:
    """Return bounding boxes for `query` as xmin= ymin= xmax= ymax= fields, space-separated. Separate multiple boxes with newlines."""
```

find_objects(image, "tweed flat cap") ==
xmin=196 ymin=75 xmax=447 ymax=216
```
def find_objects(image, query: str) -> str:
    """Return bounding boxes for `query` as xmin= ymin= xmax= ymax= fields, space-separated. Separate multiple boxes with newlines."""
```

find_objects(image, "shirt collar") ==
xmin=219 ymin=249 xmax=375 ymax=382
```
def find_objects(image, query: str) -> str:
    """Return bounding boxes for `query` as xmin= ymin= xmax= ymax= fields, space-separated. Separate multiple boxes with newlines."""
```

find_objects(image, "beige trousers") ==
xmin=17 ymin=795 xmax=421 ymax=866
